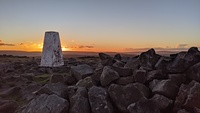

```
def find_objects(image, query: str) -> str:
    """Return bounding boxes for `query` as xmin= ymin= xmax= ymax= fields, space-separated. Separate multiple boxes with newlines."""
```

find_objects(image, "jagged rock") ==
xmin=99 ymin=53 xmax=114 ymax=66
xmin=183 ymin=81 xmax=200 ymax=112
xmin=155 ymin=56 xmax=171 ymax=72
xmin=71 ymin=64 xmax=94 ymax=81
xmin=76 ymin=76 xmax=94 ymax=89
xmin=64 ymin=73 xmax=77 ymax=85
xmin=114 ymin=54 xmax=122 ymax=60
xmin=147 ymin=70 xmax=166 ymax=81
xmin=50 ymin=73 xmax=65 ymax=83
xmin=22 ymin=94 xmax=69 ymax=113
xmin=69 ymin=87 xmax=90 ymax=113
xmin=21 ymin=73 xmax=35 ymax=81
xmin=100 ymin=66 xmax=119 ymax=86
xmin=34 ymin=82 xmax=67 ymax=98
xmin=128 ymin=98 xmax=160 ymax=113
xmin=112 ymin=66 xmax=133 ymax=77
xmin=134 ymin=69 xmax=147 ymax=84
xmin=21 ymin=83 xmax=41 ymax=101
xmin=115 ymin=76 xmax=134 ymax=85
xmin=0 ymin=86 xmax=21 ymax=98
xmin=124 ymin=57 xmax=140 ymax=70
xmin=88 ymin=86 xmax=114 ymax=113
xmin=186 ymin=62 xmax=200 ymax=82
xmin=113 ymin=60 xmax=125 ymax=67
xmin=150 ymin=94 xmax=173 ymax=110
xmin=133 ymin=83 xmax=150 ymax=98
xmin=91 ymin=66 xmax=103 ymax=84
xmin=177 ymin=109 xmax=190 ymax=113
xmin=139 ymin=49 xmax=161 ymax=70
xmin=152 ymin=79 xmax=179 ymax=99
xmin=168 ymin=74 xmax=186 ymax=86
xmin=0 ymin=100 xmax=18 ymax=113
xmin=108 ymin=84 xmax=144 ymax=113
xmin=99 ymin=53 xmax=112 ymax=60
xmin=167 ymin=47 xmax=200 ymax=73
xmin=173 ymin=81 xmax=196 ymax=113
xmin=149 ymin=79 xmax=161 ymax=90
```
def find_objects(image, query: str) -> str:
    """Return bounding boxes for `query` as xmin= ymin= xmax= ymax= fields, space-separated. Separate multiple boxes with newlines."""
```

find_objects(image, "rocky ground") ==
xmin=0 ymin=47 xmax=200 ymax=113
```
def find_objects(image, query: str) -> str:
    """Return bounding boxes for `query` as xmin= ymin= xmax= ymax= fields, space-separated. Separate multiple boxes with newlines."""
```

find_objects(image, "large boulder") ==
xmin=69 ymin=87 xmax=90 ymax=113
xmin=50 ymin=73 xmax=65 ymax=83
xmin=128 ymin=98 xmax=160 ymax=113
xmin=108 ymin=84 xmax=144 ymax=113
xmin=124 ymin=57 xmax=140 ymax=70
xmin=155 ymin=56 xmax=171 ymax=72
xmin=22 ymin=94 xmax=69 ymax=113
xmin=64 ymin=73 xmax=77 ymax=85
xmin=71 ymin=64 xmax=94 ymax=81
xmin=115 ymin=76 xmax=134 ymax=85
xmin=112 ymin=66 xmax=133 ymax=77
xmin=99 ymin=53 xmax=114 ymax=66
xmin=34 ymin=82 xmax=67 ymax=98
xmin=76 ymin=76 xmax=94 ymax=89
xmin=134 ymin=69 xmax=147 ymax=84
xmin=186 ymin=62 xmax=200 ymax=82
xmin=0 ymin=100 xmax=18 ymax=113
xmin=147 ymin=70 xmax=166 ymax=81
xmin=88 ymin=86 xmax=114 ymax=113
xmin=139 ymin=49 xmax=161 ymax=70
xmin=152 ymin=79 xmax=179 ymax=99
xmin=100 ymin=66 xmax=119 ymax=86
xmin=133 ymin=83 xmax=150 ymax=98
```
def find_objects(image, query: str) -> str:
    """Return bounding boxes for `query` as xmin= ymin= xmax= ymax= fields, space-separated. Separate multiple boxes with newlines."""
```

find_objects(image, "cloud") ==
xmin=78 ymin=45 xmax=94 ymax=49
xmin=0 ymin=40 xmax=15 ymax=46
xmin=177 ymin=44 xmax=188 ymax=48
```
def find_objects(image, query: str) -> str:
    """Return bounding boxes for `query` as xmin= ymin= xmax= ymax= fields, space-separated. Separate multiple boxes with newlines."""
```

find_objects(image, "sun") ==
xmin=62 ymin=46 xmax=70 ymax=51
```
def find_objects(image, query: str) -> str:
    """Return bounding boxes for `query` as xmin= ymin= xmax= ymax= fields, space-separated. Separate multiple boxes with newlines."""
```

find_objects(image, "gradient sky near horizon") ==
xmin=0 ymin=0 xmax=200 ymax=52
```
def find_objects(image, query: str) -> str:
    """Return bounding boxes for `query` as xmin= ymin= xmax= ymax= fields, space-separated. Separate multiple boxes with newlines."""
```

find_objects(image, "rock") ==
xmin=100 ymin=66 xmax=119 ymax=86
xmin=134 ymin=69 xmax=147 ymax=84
xmin=108 ymin=84 xmax=144 ymax=113
xmin=99 ymin=53 xmax=114 ymax=66
xmin=186 ymin=62 xmax=200 ymax=82
xmin=76 ymin=76 xmax=94 ymax=89
xmin=88 ymin=86 xmax=114 ymax=113
xmin=114 ymin=54 xmax=122 ymax=60
xmin=152 ymin=79 xmax=179 ymax=99
xmin=168 ymin=74 xmax=186 ymax=86
xmin=150 ymin=94 xmax=173 ymax=110
xmin=34 ymin=82 xmax=67 ymax=98
xmin=91 ymin=66 xmax=103 ymax=84
xmin=183 ymin=81 xmax=200 ymax=112
xmin=147 ymin=70 xmax=166 ymax=81
xmin=128 ymin=98 xmax=160 ymax=113
xmin=50 ymin=73 xmax=65 ymax=83
xmin=139 ymin=48 xmax=161 ymax=70
xmin=115 ymin=76 xmax=134 ymax=85
xmin=155 ymin=56 xmax=171 ymax=72
xmin=149 ymin=79 xmax=161 ymax=90
xmin=173 ymin=81 xmax=196 ymax=113
xmin=112 ymin=66 xmax=133 ymax=77
xmin=21 ymin=73 xmax=35 ymax=81
xmin=69 ymin=87 xmax=90 ymax=113
xmin=21 ymin=83 xmax=41 ymax=101
xmin=0 ymin=100 xmax=18 ymax=113
xmin=71 ymin=64 xmax=94 ymax=81
xmin=64 ymin=73 xmax=77 ymax=85
xmin=177 ymin=109 xmax=190 ymax=113
xmin=112 ymin=60 xmax=125 ymax=67
xmin=22 ymin=94 xmax=69 ymax=113
xmin=124 ymin=57 xmax=140 ymax=70
xmin=133 ymin=83 xmax=150 ymax=98
xmin=0 ymin=86 xmax=21 ymax=98
xmin=99 ymin=53 xmax=112 ymax=60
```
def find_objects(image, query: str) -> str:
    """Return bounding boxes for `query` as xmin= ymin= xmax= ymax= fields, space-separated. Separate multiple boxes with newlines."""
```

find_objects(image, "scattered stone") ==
xmin=71 ymin=64 xmax=94 ymax=81
xmin=124 ymin=57 xmax=140 ymax=70
xmin=128 ymin=98 xmax=160 ymax=113
xmin=100 ymin=66 xmax=119 ymax=86
xmin=112 ymin=66 xmax=133 ymax=77
xmin=134 ymin=69 xmax=147 ymax=84
xmin=64 ymin=73 xmax=77 ymax=85
xmin=149 ymin=79 xmax=161 ymax=90
xmin=108 ymin=84 xmax=144 ymax=113
xmin=115 ymin=76 xmax=134 ymax=85
xmin=112 ymin=60 xmax=125 ymax=67
xmin=152 ymin=79 xmax=179 ymax=99
xmin=168 ymin=74 xmax=186 ymax=86
xmin=50 ymin=73 xmax=65 ymax=83
xmin=76 ymin=76 xmax=94 ymax=89
xmin=69 ymin=87 xmax=90 ymax=113
xmin=99 ymin=53 xmax=114 ymax=66
xmin=150 ymin=94 xmax=173 ymax=110
xmin=22 ymin=94 xmax=69 ymax=113
xmin=147 ymin=70 xmax=166 ymax=81
xmin=155 ymin=56 xmax=171 ymax=72
xmin=133 ymin=83 xmax=150 ymax=98
xmin=186 ymin=62 xmax=200 ymax=82
xmin=89 ymin=86 xmax=114 ymax=113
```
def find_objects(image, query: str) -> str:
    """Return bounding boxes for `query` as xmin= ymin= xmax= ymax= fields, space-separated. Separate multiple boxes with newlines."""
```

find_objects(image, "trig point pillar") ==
xmin=40 ymin=31 xmax=64 ymax=67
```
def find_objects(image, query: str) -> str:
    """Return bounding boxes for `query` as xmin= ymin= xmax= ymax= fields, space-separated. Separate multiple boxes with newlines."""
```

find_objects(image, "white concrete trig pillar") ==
xmin=40 ymin=31 xmax=64 ymax=67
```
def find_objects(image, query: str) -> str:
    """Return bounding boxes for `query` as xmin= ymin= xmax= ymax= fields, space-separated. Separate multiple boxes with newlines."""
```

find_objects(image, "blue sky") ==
xmin=0 ymin=0 xmax=199 ymax=52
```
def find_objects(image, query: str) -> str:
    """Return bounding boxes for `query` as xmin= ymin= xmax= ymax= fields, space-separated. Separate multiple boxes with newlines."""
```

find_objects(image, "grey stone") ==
xmin=147 ymin=70 xmax=166 ymax=81
xmin=0 ymin=100 xmax=18 ymax=113
xmin=88 ymin=86 xmax=114 ymax=113
xmin=150 ymin=94 xmax=173 ymax=110
xmin=76 ymin=76 xmax=94 ymax=89
xmin=50 ymin=73 xmax=65 ymax=83
xmin=124 ymin=57 xmax=140 ymax=70
xmin=134 ymin=69 xmax=147 ymax=84
xmin=71 ymin=64 xmax=94 ymax=81
xmin=115 ymin=76 xmax=134 ymax=85
xmin=22 ymin=94 xmax=69 ymax=113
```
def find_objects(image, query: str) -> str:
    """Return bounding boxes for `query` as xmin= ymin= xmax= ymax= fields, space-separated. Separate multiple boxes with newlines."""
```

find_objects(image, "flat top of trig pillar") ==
xmin=45 ymin=31 xmax=59 ymax=34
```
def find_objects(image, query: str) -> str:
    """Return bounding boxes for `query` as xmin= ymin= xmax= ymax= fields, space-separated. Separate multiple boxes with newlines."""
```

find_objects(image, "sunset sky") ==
xmin=0 ymin=0 xmax=200 ymax=52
